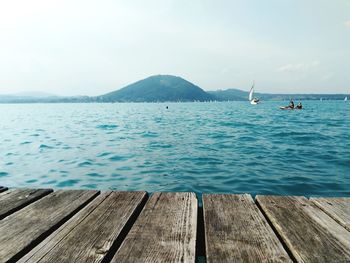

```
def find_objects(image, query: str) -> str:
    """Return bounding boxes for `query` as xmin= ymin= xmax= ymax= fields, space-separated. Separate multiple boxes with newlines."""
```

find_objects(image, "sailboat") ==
xmin=249 ymin=82 xmax=260 ymax=105
xmin=345 ymin=96 xmax=348 ymax=101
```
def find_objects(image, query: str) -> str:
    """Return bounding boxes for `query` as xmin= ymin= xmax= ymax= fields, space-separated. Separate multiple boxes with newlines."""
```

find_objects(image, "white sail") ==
xmin=345 ymin=97 xmax=348 ymax=101
xmin=249 ymin=83 xmax=254 ymax=101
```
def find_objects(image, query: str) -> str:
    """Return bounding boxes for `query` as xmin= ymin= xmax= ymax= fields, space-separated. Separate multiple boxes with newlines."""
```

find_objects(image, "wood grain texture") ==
xmin=0 ymin=188 xmax=52 ymax=220
xmin=311 ymin=197 xmax=350 ymax=232
xmin=18 ymin=192 xmax=112 ymax=263
xmin=203 ymin=194 xmax=291 ymax=263
xmin=111 ymin=192 xmax=197 ymax=263
xmin=256 ymin=195 xmax=350 ymax=263
xmin=0 ymin=190 xmax=98 ymax=263
xmin=18 ymin=191 xmax=147 ymax=263
xmin=0 ymin=186 xmax=7 ymax=193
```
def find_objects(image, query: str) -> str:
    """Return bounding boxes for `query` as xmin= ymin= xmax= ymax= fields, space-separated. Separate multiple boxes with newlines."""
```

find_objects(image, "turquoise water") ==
xmin=1 ymin=101 xmax=349 ymax=197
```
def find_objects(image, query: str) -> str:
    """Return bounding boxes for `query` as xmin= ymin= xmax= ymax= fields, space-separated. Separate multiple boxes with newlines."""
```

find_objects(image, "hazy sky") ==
xmin=0 ymin=0 xmax=349 ymax=96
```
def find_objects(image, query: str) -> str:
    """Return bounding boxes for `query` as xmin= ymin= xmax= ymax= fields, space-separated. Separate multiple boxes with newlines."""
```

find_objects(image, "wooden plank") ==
xmin=203 ymin=194 xmax=291 ymax=263
xmin=111 ymin=192 xmax=197 ymax=263
xmin=311 ymin=197 xmax=350 ymax=232
xmin=18 ymin=193 xmax=113 ymax=263
xmin=0 ymin=188 xmax=53 ymax=220
xmin=19 ymin=191 xmax=147 ymax=263
xmin=256 ymin=195 xmax=350 ymax=263
xmin=0 ymin=189 xmax=98 ymax=262
xmin=0 ymin=186 xmax=7 ymax=193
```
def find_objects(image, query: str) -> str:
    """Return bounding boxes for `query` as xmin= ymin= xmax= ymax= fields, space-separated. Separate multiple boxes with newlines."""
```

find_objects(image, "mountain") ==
xmin=98 ymin=75 xmax=214 ymax=102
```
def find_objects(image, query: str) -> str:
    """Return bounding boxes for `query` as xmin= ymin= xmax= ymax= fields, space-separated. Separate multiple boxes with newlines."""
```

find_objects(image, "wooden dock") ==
xmin=0 ymin=187 xmax=349 ymax=262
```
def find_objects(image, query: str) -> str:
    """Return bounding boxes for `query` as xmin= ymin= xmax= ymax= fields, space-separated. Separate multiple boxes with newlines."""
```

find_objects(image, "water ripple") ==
xmin=96 ymin=124 xmax=118 ymax=130
xmin=0 ymin=101 xmax=349 ymax=197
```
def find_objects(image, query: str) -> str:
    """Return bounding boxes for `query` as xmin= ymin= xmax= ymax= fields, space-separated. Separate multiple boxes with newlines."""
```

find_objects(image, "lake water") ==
xmin=1 ymin=101 xmax=349 ymax=197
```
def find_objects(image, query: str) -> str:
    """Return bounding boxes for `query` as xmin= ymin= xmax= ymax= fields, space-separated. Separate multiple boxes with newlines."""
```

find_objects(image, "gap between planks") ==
xmin=0 ymin=190 xmax=99 ymax=263
xmin=19 ymin=191 xmax=148 ymax=263
xmin=1 ymin=187 xmax=349 ymax=263
xmin=256 ymin=195 xmax=350 ymax=263
xmin=0 ymin=188 xmax=53 ymax=220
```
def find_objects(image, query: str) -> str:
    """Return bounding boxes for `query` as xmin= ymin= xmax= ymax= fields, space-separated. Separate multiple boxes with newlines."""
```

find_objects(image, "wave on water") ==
xmin=39 ymin=144 xmax=54 ymax=150
xmin=96 ymin=124 xmax=118 ymax=130
xmin=0 ymin=172 xmax=9 ymax=177
xmin=109 ymin=155 xmax=133 ymax=162
xmin=78 ymin=161 xmax=94 ymax=167
xmin=20 ymin=141 xmax=32 ymax=145
xmin=86 ymin=172 xmax=105 ymax=178
xmin=56 ymin=179 xmax=80 ymax=187
xmin=97 ymin=152 xmax=112 ymax=157
xmin=140 ymin=131 xmax=158 ymax=138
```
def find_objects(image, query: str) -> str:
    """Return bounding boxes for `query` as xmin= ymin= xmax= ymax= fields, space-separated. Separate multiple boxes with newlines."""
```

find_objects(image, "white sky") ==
xmin=0 ymin=0 xmax=349 ymax=96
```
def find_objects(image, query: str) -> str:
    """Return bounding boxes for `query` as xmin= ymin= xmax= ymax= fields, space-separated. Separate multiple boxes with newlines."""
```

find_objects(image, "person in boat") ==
xmin=280 ymin=99 xmax=296 ymax=110
xmin=288 ymin=99 xmax=295 ymax=109
xmin=296 ymin=102 xmax=302 ymax=109
xmin=252 ymin=97 xmax=260 ymax=103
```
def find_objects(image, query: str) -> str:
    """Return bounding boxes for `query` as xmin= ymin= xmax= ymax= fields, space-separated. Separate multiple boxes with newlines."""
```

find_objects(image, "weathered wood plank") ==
xmin=203 ymin=194 xmax=291 ymax=263
xmin=256 ymin=195 xmax=350 ymax=263
xmin=311 ymin=197 xmax=350 ymax=232
xmin=111 ymin=192 xmax=197 ymax=263
xmin=0 ymin=186 xmax=7 ymax=193
xmin=19 ymin=191 xmax=147 ymax=263
xmin=0 ymin=190 xmax=99 ymax=262
xmin=18 ymin=193 xmax=113 ymax=263
xmin=0 ymin=188 xmax=53 ymax=220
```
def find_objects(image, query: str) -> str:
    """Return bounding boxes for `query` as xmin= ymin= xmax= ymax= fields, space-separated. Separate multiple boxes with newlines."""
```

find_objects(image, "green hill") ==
xmin=98 ymin=75 xmax=214 ymax=102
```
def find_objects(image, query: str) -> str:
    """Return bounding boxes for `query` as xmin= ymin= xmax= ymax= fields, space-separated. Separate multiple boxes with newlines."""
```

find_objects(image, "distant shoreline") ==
xmin=2 ymin=75 xmax=349 ymax=104
xmin=0 ymin=98 xmax=349 ymax=104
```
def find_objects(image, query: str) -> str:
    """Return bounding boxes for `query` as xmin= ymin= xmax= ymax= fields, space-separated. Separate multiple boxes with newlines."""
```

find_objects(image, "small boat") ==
xmin=279 ymin=106 xmax=302 ymax=110
xmin=279 ymin=106 xmax=293 ymax=110
xmin=279 ymin=100 xmax=302 ymax=110
xmin=249 ymin=82 xmax=260 ymax=105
